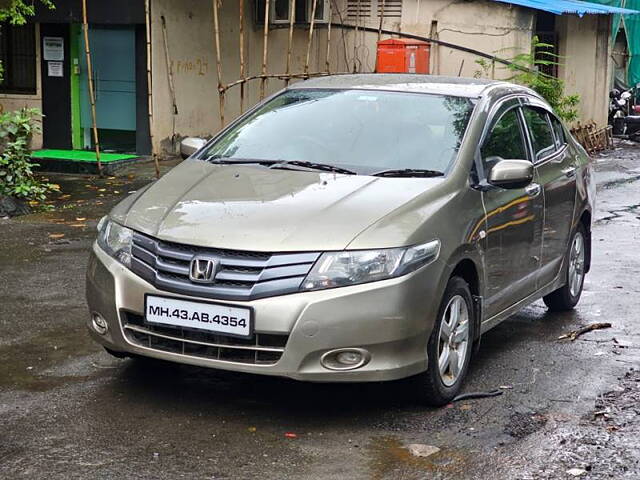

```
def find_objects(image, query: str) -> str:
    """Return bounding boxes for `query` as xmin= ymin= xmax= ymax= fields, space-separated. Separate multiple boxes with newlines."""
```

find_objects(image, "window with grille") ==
xmin=347 ymin=0 xmax=402 ymax=20
xmin=256 ymin=0 xmax=330 ymax=24
xmin=0 ymin=23 xmax=37 ymax=95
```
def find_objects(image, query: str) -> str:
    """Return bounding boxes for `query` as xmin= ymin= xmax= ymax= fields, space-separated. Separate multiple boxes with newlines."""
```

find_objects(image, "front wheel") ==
xmin=412 ymin=276 xmax=475 ymax=406
xmin=543 ymin=225 xmax=587 ymax=311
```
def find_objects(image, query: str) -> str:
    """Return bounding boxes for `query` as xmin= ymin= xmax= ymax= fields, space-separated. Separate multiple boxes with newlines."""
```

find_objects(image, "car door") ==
xmin=521 ymin=106 xmax=577 ymax=288
xmin=479 ymin=101 xmax=544 ymax=318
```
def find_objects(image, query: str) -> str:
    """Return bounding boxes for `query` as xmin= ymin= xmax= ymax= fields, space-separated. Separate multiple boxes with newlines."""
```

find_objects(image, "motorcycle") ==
xmin=609 ymin=87 xmax=640 ymax=138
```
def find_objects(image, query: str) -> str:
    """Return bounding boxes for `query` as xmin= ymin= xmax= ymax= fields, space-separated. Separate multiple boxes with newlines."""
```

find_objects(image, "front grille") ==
xmin=121 ymin=312 xmax=287 ymax=365
xmin=130 ymin=232 xmax=321 ymax=301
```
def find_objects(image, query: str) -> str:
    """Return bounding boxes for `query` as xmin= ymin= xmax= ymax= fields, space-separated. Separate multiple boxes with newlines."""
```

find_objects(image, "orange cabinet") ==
xmin=376 ymin=38 xmax=430 ymax=74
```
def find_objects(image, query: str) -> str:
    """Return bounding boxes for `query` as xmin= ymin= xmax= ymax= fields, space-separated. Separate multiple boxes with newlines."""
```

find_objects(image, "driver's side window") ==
xmin=481 ymin=108 xmax=528 ymax=175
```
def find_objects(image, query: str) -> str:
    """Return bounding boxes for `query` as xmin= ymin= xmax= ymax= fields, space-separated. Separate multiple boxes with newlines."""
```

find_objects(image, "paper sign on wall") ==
xmin=43 ymin=37 xmax=64 ymax=61
xmin=48 ymin=61 xmax=63 ymax=77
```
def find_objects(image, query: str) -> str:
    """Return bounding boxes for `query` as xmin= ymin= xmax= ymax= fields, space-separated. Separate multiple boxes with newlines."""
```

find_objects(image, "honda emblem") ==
xmin=189 ymin=256 xmax=218 ymax=284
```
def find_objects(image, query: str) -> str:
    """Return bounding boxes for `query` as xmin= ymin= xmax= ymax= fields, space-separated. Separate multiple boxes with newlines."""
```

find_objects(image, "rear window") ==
xmin=202 ymin=89 xmax=475 ymax=174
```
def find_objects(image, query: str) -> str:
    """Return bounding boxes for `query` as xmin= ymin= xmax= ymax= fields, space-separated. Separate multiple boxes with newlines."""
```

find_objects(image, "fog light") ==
xmin=92 ymin=313 xmax=108 ymax=335
xmin=320 ymin=348 xmax=370 ymax=371
xmin=337 ymin=351 xmax=362 ymax=366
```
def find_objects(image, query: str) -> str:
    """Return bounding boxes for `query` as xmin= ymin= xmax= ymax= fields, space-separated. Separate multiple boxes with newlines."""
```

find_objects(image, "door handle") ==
xmin=562 ymin=167 xmax=576 ymax=178
xmin=525 ymin=183 xmax=541 ymax=198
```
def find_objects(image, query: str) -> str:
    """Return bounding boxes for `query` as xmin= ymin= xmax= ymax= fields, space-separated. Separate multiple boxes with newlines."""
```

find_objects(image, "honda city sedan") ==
xmin=86 ymin=74 xmax=595 ymax=405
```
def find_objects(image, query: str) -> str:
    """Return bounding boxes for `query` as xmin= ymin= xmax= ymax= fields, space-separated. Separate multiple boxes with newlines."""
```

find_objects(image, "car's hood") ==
xmin=113 ymin=159 xmax=442 ymax=252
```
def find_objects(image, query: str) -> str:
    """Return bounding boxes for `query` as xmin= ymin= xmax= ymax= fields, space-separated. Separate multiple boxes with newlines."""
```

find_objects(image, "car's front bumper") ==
xmin=86 ymin=243 xmax=447 ymax=382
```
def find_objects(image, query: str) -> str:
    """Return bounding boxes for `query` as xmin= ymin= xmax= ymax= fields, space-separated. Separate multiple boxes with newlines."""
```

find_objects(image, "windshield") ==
xmin=201 ymin=89 xmax=475 ymax=174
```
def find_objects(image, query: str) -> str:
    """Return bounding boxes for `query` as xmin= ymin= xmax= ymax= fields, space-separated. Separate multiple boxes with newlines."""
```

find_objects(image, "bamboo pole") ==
xmin=260 ymin=0 xmax=270 ymax=99
xmin=144 ymin=0 xmax=160 ymax=178
xmin=81 ymin=0 xmax=103 ymax=177
xmin=212 ymin=0 xmax=225 ymax=127
xmin=304 ymin=0 xmax=318 ymax=75
xmin=285 ymin=0 xmax=295 ymax=86
xmin=377 ymin=0 xmax=385 ymax=42
xmin=239 ymin=0 xmax=245 ymax=112
xmin=353 ymin=0 xmax=360 ymax=73
xmin=325 ymin=0 xmax=332 ymax=73
xmin=161 ymin=15 xmax=178 ymax=152
xmin=375 ymin=0 xmax=385 ymax=72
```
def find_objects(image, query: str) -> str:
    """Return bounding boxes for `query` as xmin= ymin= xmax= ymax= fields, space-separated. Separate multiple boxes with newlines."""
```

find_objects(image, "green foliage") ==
xmin=0 ymin=0 xmax=55 ymax=25
xmin=0 ymin=108 xmax=59 ymax=201
xmin=475 ymin=37 xmax=581 ymax=123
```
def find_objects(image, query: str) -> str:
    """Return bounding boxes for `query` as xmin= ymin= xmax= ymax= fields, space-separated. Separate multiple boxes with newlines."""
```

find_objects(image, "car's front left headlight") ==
xmin=97 ymin=217 xmax=133 ymax=267
xmin=301 ymin=240 xmax=440 ymax=291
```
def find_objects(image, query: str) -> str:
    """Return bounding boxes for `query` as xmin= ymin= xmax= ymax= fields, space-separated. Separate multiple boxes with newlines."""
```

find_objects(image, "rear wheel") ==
xmin=413 ymin=276 xmax=475 ymax=406
xmin=543 ymin=225 xmax=587 ymax=311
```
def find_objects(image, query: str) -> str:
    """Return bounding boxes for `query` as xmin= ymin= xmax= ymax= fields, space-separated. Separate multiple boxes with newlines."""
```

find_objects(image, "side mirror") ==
xmin=488 ymin=159 xmax=533 ymax=189
xmin=180 ymin=137 xmax=208 ymax=159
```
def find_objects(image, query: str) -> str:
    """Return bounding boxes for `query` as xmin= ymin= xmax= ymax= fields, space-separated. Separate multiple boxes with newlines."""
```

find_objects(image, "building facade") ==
xmin=0 ymin=0 xmax=627 ymax=156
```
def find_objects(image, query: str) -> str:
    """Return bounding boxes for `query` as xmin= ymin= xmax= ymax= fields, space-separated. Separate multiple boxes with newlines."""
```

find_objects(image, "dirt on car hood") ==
xmin=111 ymin=159 xmax=441 ymax=252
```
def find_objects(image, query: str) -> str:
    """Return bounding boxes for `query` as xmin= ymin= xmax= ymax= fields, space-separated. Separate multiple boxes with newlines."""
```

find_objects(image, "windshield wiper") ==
xmin=371 ymin=168 xmax=444 ymax=178
xmin=205 ymin=156 xmax=277 ymax=165
xmin=269 ymin=160 xmax=356 ymax=175
xmin=205 ymin=156 xmax=356 ymax=175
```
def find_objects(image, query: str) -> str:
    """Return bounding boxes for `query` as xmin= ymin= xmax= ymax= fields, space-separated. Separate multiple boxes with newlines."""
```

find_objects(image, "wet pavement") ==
xmin=1 ymin=148 xmax=639 ymax=479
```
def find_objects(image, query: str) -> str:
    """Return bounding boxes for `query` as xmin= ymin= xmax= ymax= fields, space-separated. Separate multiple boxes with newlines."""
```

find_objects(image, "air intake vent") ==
xmin=347 ymin=0 xmax=402 ymax=20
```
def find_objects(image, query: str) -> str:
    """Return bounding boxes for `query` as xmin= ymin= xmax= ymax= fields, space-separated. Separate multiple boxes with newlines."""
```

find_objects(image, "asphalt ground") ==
xmin=1 ymin=148 xmax=639 ymax=479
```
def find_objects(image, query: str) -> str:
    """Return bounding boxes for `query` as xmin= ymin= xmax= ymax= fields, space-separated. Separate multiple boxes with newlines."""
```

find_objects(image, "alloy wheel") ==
xmin=437 ymin=295 xmax=470 ymax=387
xmin=568 ymin=232 xmax=586 ymax=298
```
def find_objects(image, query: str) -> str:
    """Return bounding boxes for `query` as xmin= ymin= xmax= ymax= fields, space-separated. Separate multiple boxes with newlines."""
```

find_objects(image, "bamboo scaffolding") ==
xmin=285 ymin=0 xmax=295 ymax=86
xmin=144 ymin=0 xmax=160 ymax=178
xmin=212 ymin=0 xmax=225 ymax=127
xmin=304 ymin=0 xmax=318 ymax=75
xmin=260 ymin=0 xmax=270 ymax=99
xmin=81 ymin=0 xmax=103 ymax=177
xmin=239 ymin=0 xmax=246 ymax=112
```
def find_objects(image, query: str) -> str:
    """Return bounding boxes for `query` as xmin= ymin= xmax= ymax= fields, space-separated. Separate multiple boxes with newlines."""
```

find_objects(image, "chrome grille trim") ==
xmin=130 ymin=232 xmax=321 ymax=301
xmin=121 ymin=312 xmax=288 ymax=365
xmin=125 ymin=324 xmax=285 ymax=353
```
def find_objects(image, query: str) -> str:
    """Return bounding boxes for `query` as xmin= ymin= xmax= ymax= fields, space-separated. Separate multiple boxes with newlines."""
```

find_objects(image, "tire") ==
xmin=543 ymin=224 xmax=587 ymax=312
xmin=412 ymin=276 xmax=475 ymax=407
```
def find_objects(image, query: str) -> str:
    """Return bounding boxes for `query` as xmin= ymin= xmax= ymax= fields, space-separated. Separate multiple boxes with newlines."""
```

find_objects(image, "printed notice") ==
xmin=48 ymin=61 xmax=63 ymax=77
xmin=43 ymin=37 xmax=64 ymax=61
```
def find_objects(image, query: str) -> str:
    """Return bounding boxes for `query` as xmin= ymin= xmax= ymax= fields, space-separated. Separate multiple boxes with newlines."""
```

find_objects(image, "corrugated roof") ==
xmin=491 ymin=0 xmax=640 ymax=16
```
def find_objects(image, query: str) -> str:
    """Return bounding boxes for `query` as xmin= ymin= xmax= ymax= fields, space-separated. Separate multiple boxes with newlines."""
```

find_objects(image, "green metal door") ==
xmin=79 ymin=26 xmax=136 ymax=151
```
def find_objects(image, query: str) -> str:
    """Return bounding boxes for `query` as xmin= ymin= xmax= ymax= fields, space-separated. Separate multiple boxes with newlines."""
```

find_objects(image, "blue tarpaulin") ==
xmin=491 ymin=0 xmax=640 ymax=16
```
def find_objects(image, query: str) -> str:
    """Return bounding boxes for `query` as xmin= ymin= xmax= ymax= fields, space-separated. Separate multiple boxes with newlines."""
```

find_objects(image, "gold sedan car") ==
xmin=86 ymin=75 xmax=595 ymax=405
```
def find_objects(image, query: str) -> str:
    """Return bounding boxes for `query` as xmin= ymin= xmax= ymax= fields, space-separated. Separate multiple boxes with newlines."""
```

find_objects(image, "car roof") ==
xmin=290 ymin=74 xmax=532 ymax=99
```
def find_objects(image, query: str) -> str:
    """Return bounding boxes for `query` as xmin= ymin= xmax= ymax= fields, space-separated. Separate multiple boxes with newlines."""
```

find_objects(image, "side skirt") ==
xmin=480 ymin=274 xmax=564 ymax=334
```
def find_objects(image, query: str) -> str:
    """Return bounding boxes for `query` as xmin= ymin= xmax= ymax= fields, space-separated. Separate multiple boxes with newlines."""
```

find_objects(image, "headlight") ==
xmin=97 ymin=217 xmax=133 ymax=267
xmin=301 ymin=240 xmax=440 ymax=291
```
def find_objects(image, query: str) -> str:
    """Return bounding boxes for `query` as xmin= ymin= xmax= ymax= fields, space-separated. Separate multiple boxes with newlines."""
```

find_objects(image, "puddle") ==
xmin=367 ymin=436 xmax=470 ymax=479
xmin=0 ymin=325 xmax=100 ymax=391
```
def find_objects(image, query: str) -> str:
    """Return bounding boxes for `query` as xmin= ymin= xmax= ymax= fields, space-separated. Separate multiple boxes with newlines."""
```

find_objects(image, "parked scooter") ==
xmin=609 ymin=87 xmax=640 ymax=138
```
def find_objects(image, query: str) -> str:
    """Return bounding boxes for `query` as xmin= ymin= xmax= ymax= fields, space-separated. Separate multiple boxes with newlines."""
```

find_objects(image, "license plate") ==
xmin=144 ymin=295 xmax=252 ymax=338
